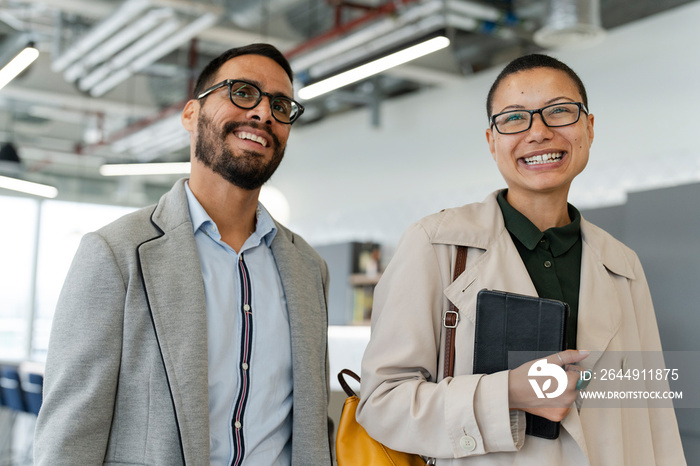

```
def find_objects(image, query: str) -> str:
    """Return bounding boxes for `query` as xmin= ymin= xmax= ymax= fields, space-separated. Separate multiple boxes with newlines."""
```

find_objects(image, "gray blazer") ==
xmin=34 ymin=179 xmax=333 ymax=466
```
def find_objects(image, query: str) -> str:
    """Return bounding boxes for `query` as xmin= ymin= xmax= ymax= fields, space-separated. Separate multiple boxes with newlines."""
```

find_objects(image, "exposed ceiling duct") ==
xmin=0 ymin=0 xmax=697 ymax=202
xmin=51 ymin=0 xmax=219 ymax=97
xmin=227 ymin=0 xmax=307 ymax=27
xmin=293 ymin=0 xmax=520 ymax=86
xmin=534 ymin=0 xmax=605 ymax=49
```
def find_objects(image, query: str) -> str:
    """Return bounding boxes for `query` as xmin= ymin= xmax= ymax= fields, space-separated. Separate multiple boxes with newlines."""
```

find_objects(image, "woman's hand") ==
xmin=508 ymin=349 xmax=589 ymax=422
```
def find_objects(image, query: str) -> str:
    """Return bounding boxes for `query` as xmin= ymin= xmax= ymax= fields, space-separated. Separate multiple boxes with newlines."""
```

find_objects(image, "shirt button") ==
xmin=243 ymin=304 xmax=251 ymax=312
xmin=234 ymin=421 xmax=242 ymax=429
xmin=544 ymin=260 xmax=552 ymax=268
xmin=242 ymin=363 xmax=249 ymax=370
xmin=459 ymin=435 xmax=476 ymax=452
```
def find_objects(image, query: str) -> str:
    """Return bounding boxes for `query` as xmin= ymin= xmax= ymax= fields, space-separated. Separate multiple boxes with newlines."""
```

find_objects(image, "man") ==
xmin=34 ymin=43 xmax=333 ymax=466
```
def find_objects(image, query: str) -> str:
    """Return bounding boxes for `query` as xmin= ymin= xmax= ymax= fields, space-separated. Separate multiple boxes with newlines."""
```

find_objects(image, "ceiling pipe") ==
xmin=289 ymin=0 xmax=508 ymax=76
xmin=84 ymin=8 xmax=175 ymax=70
xmin=295 ymin=0 xmax=513 ymax=83
xmin=51 ymin=0 xmax=152 ymax=72
xmin=89 ymin=12 xmax=218 ymax=97
xmin=64 ymin=8 xmax=176 ymax=84
xmin=77 ymin=16 xmax=182 ymax=92
xmin=287 ymin=0 xmax=420 ymax=60
xmin=307 ymin=14 xmax=446 ymax=79
xmin=79 ymin=98 xmax=186 ymax=156
xmin=290 ymin=0 xmax=439 ymax=72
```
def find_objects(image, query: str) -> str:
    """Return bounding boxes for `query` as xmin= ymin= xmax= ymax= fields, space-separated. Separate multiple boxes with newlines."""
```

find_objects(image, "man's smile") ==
xmin=234 ymin=131 xmax=269 ymax=147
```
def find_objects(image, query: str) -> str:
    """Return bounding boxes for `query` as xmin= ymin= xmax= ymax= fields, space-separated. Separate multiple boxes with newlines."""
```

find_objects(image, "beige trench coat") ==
xmin=357 ymin=191 xmax=685 ymax=465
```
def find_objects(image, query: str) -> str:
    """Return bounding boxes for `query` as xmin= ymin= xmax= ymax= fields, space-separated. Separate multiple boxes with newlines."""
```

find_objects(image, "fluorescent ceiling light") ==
xmin=100 ymin=162 xmax=191 ymax=176
xmin=0 ymin=175 xmax=58 ymax=198
xmin=298 ymin=35 xmax=450 ymax=101
xmin=0 ymin=45 xmax=39 ymax=90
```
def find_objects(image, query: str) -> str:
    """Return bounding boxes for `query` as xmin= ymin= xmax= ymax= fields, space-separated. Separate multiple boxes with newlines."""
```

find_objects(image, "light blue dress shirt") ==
xmin=185 ymin=182 xmax=293 ymax=466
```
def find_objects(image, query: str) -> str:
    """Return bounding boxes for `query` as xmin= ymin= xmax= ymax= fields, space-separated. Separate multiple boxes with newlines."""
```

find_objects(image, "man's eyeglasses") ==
xmin=197 ymin=79 xmax=305 ymax=124
xmin=490 ymin=102 xmax=588 ymax=135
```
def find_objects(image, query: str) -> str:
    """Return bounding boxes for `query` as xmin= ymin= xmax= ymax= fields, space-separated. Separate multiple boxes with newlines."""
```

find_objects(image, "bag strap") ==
xmin=338 ymin=368 xmax=360 ymax=397
xmin=340 ymin=246 xmax=467 ymax=394
xmin=442 ymin=246 xmax=468 ymax=380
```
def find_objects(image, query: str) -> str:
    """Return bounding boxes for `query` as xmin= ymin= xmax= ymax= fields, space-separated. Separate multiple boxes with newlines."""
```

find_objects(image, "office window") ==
xmin=31 ymin=200 xmax=135 ymax=361
xmin=0 ymin=196 xmax=39 ymax=361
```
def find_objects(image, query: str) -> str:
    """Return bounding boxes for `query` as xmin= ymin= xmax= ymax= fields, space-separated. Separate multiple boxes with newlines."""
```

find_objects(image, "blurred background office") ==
xmin=1 ymin=0 xmax=699 ymax=464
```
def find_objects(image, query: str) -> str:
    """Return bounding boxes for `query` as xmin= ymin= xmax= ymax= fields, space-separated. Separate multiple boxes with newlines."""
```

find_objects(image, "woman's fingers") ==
xmin=508 ymin=350 xmax=590 ymax=422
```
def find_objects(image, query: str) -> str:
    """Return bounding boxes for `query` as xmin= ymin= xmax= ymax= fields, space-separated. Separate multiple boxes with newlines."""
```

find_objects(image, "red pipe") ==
xmin=285 ymin=0 xmax=420 ymax=59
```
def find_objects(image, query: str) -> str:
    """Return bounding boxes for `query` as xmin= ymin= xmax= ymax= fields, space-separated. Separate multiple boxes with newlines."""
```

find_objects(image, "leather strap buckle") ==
xmin=443 ymin=309 xmax=459 ymax=329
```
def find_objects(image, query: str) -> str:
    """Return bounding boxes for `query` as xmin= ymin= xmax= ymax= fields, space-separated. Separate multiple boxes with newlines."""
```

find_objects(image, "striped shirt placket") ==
xmin=231 ymin=253 xmax=253 ymax=466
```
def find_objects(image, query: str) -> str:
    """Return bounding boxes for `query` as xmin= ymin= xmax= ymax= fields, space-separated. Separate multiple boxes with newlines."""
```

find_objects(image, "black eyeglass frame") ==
xmin=197 ymin=79 xmax=305 ymax=124
xmin=489 ymin=102 xmax=589 ymax=135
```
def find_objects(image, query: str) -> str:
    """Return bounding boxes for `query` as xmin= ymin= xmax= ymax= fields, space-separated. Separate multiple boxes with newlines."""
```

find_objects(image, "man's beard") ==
xmin=194 ymin=113 xmax=285 ymax=190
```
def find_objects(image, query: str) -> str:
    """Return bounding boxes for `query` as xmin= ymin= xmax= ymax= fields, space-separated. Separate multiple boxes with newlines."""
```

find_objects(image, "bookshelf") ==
xmin=315 ymin=241 xmax=383 ymax=325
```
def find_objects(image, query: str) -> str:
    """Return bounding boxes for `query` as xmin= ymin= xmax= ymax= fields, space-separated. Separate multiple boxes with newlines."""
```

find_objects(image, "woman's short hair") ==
xmin=486 ymin=54 xmax=588 ymax=118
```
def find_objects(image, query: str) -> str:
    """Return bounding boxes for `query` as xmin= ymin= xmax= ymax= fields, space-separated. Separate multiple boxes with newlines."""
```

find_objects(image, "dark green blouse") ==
xmin=496 ymin=190 xmax=582 ymax=349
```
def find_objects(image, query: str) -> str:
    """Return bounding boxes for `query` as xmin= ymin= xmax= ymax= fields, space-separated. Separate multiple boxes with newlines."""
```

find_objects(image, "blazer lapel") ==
xmin=138 ymin=180 xmax=210 ymax=464
xmin=270 ymin=226 xmax=331 ymax=461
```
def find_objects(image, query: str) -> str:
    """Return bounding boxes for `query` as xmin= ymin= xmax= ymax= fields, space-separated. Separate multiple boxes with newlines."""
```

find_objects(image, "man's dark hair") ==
xmin=486 ymin=53 xmax=588 ymax=118
xmin=193 ymin=43 xmax=293 ymax=99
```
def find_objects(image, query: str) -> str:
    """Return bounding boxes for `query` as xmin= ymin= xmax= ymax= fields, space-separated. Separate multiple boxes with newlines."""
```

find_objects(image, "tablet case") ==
xmin=472 ymin=289 xmax=569 ymax=440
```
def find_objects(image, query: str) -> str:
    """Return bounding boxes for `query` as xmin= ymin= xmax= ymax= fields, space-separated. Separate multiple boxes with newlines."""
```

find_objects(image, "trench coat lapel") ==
xmin=442 ymin=197 xmax=631 ymax=364
xmin=440 ymin=194 xmax=539 ymax=324
xmin=137 ymin=180 xmax=210 ymax=464
xmin=575 ymin=219 xmax=632 ymax=368
xmin=558 ymin=222 xmax=622 ymax=464
xmin=444 ymin=226 xmax=539 ymax=325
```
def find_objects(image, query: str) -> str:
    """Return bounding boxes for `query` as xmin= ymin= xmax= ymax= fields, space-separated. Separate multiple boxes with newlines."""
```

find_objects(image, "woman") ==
xmin=356 ymin=54 xmax=685 ymax=465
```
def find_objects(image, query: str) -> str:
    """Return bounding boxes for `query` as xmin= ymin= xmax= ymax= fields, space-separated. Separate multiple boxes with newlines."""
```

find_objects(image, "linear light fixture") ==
xmin=297 ymin=35 xmax=450 ymax=101
xmin=0 ymin=44 xmax=39 ymax=91
xmin=0 ymin=175 xmax=58 ymax=198
xmin=99 ymin=162 xmax=191 ymax=176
